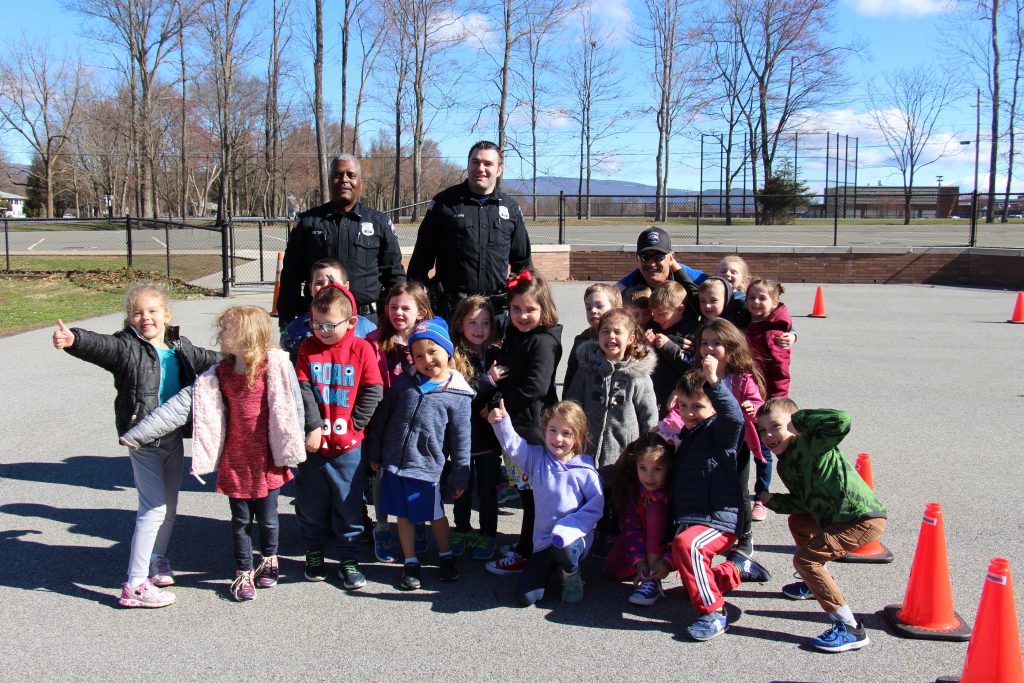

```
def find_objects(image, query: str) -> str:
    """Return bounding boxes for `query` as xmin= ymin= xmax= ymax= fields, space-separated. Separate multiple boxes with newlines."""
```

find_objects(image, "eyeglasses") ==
xmin=638 ymin=252 xmax=667 ymax=264
xmin=310 ymin=321 xmax=344 ymax=332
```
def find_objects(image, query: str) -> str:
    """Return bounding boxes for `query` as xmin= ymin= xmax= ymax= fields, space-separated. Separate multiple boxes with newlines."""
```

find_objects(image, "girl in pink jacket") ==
xmin=122 ymin=306 xmax=308 ymax=602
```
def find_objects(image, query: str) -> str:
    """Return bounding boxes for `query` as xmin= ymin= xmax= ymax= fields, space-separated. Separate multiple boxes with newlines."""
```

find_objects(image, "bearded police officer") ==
xmin=277 ymin=154 xmax=405 ymax=325
xmin=407 ymin=141 xmax=532 ymax=317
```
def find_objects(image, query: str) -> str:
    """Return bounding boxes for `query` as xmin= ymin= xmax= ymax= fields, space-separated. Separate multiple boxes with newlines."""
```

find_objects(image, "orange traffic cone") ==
xmin=270 ymin=252 xmax=284 ymax=317
xmin=935 ymin=558 xmax=1024 ymax=683
xmin=837 ymin=453 xmax=894 ymax=564
xmin=1009 ymin=291 xmax=1024 ymax=324
xmin=809 ymin=285 xmax=827 ymax=318
xmin=884 ymin=503 xmax=971 ymax=641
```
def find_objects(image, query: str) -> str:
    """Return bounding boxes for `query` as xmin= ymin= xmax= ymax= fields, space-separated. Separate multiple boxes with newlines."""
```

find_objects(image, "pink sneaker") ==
xmin=751 ymin=501 xmax=769 ymax=522
xmin=119 ymin=579 xmax=175 ymax=608
xmin=255 ymin=555 xmax=279 ymax=588
xmin=149 ymin=556 xmax=175 ymax=587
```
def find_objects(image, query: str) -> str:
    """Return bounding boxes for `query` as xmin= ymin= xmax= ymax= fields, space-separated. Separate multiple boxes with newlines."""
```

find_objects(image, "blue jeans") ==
xmin=754 ymin=445 xmax=773 ymax=496
xmin=296 ymin=447 xmax=366 ymax=562
xmin=229 ymin=489 xmax=280 ymax=571
xmin=516 ymin=538 xmax=586 ymax=606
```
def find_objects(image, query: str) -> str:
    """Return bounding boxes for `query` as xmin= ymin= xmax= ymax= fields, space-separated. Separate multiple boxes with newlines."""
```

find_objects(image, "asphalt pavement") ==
xmin=1 ymin=281 xmax=1022 ymax=682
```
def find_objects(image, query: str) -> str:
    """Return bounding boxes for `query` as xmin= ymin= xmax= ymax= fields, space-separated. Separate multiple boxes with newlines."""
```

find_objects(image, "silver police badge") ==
xmin=360 ymin=222 xmax=374 ymax=236
xmin=498 ymin=206 xmax=509 ymax=220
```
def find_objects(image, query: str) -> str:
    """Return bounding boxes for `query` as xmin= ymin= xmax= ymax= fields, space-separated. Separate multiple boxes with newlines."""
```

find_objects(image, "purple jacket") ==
xmin=492 ymin=415 xmax=604 ymax=553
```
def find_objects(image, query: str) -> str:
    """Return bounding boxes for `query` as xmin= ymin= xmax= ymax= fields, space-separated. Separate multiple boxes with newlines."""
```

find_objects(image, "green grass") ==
xmin=6 ymin=220 xmax=126 ymax=232
xmin=0 ymin=269 xmax=218 ymax=337
xmin=6 ymin=255 xmax=249 ymax=282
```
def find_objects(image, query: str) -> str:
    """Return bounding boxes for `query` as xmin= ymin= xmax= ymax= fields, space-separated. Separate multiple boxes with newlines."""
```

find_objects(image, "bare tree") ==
xmin=635 ymin=0 xmax=688 ymax=221
xmin=1001 ymin=0 xmax=1024 ymax=222
xmin=384 ymin=0 xmax=466 ymax=220
xmin=566 ymin=10 xmax=625 ymax=219
xmin=314 ymin=0 xmax=329 ymax=203
xmin=0 ymin=41 xmax=84 ymax=218
xmin=265 ymin=0 xmax=292 ymax=216
xmin=869 ymin=67 xmax=958 ymax=225
xmin=351 ymin=3 xmax=385 ymax=154
xmin=727 ymin=0 xmax=848 ymax=184
xmin=69 ymin=0 xmax=191 ymax=217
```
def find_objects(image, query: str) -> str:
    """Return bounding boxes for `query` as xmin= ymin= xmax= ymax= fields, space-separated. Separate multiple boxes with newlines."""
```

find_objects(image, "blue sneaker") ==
xmin=688 ymin=609 xmax=728 ymax=641
xmin=782 ymin=580 xmax=815 ymax=600
xmin=811 ymin=620 xmax=870 ymax=653
xmin=727 ymin=550 xmax=772 ymax=583
xmin=373 ymin=526 xmax=397 ymax=563
xmin=471 ymin=535 xmax=496 ymax=561
xmin=628 ymin=579 xmax=665 ymax=606
xmin=450 ymin=530 xmax=473 ymax=558
xmin=414 ymin=524 xmax=430 ymax=554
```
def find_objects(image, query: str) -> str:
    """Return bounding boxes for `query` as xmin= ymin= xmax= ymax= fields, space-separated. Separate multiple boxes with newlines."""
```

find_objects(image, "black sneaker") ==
xmin=400 ymin=563 xmax=422 ymax=591
xmin=339 ymin=560 xmax=367 ymax=590
xmin=727 ymin=549 xmax=772 ymax=583
xmin=304 ymin=550 xmax=327 ymax=582
xmin=438 ymin=556 xmax=460 ymax=582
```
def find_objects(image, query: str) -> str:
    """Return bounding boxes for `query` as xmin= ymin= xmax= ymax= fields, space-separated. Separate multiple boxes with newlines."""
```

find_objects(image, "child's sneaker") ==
xmin=811 ymin=620 xmax=870 ymax=653
xmin=230 ymin=570 xmax=256 ymax=602
xmin=339 ymin=560 xmax=367 ymax=590
xmin=751 ymin=500 xmax=769 ymax=522
xmin=628 ymin=579 xmax=665 ymax=606
xmin=414 ymin=524 xmax=430 ymax=554
xmin=688 ymin=609 xmax=728 ymax=641
xmin=782 ymin=580 xmax=815 ymax=600
xmin=373 ymin=526 xmax=397 ymax=563
xmin=438 ymin=556 xmax=460 ymax=582
xmin=119 ymin=579 xmax=175 ymax=608
xmin=496 ymin=483 xmax=519 ymax=504
xmin=471 ymin=535 xmax=497 ymax=561
xmin=727 ymin=549 xmax=772 ymax=583
xmin=149 ymin=556 xmax=175 ymax=587
xmin=400 ymin=563 xmax=422 ymax=591
xmin=561 ymin=569 xmax=584 ymax=603
xmin=486 ymin=550 xmax=528 ymax=575
xmin=304 ymin=550 xmax=327 ymax=582
xmin=450 ymin=530 xmax=473 ymax=558
xmin=255 ymin=555 xmax=279 ymax=588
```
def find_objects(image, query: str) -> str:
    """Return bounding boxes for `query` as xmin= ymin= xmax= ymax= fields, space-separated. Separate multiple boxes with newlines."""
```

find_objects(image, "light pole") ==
xmin=936 ymin=176 xmax=943 ymax=218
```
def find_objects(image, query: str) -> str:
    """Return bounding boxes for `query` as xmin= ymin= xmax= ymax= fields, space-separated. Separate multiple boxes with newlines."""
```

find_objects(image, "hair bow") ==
xmin=507 ymin=270 xmax=533 ymax=291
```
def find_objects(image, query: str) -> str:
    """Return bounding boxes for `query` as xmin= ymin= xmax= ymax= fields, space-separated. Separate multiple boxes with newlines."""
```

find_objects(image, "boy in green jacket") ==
xmin=757 ymin=398 xmax=887 ymax=653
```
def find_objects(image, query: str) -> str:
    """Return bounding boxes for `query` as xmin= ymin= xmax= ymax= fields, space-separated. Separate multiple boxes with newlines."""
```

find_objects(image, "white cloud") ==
xmin=847 ymin=0 xmax=954 ymax=17
xmin=565 ymin=0 xmax=633 ymax=45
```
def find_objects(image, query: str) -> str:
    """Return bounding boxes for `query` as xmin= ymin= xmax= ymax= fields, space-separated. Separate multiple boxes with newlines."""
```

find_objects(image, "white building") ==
xmin=0 ymin=190 xmax=27 ymax=218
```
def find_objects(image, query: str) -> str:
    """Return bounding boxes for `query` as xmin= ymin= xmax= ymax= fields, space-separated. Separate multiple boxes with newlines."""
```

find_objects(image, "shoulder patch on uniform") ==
xmin=360 ymin=221 xmax=374 ymax=236
xmin=387 ymin=218 xmax=397 ymax=236
xmin=498 ymin=206 xmax=510 ymax=220
xmin=426 ymin=199 xmax=434 ymax=211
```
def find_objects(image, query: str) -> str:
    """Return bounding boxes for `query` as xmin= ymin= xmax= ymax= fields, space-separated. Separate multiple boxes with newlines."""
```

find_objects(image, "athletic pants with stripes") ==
xmin=671 ymin=525 xmax=740 ymax=614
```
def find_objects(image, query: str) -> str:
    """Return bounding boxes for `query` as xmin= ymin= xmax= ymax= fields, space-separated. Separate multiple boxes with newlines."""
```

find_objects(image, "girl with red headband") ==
xmin=479 ymin=268 xmax=563 ymax=577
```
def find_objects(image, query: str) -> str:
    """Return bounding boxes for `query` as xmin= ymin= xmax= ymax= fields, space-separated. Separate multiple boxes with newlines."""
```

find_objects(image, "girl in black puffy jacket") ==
xmin=53 ymin=283 xmax=220 ymax=609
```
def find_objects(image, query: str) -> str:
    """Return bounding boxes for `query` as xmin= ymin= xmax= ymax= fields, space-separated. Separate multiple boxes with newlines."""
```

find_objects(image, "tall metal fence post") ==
xmin=970 ymin=192 xmax=978 ymax=247
xmin=229 ymin=218 xmax=236 ymax=282
xmin=696 ymin=198 xmax=701 ymax=245
xmin=4 ymin=219 xmax=10 ymax=273
xmin=258 ymin=220 xmax=265 ymax=281
xmin=833 ymin=191 xmax=840 ymax=247
xmin=558 ymin=191 xmax=565 ymax=244
xmin=126 ymin=215 xmax=133 ymax=267
xmin=221 ymin=219 xmax=231 ymax=297
xmin=164 ymin=221 xmax=171 ymax=277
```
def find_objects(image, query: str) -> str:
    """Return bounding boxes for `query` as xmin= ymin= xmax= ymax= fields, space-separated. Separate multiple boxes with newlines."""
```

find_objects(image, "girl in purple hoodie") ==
xmin=487 ymin=399 xmax=604 ymax=606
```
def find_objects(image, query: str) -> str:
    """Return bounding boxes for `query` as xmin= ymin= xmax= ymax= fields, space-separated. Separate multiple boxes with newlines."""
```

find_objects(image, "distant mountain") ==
xmin=502 ymin=176 xmax=755 ymax=199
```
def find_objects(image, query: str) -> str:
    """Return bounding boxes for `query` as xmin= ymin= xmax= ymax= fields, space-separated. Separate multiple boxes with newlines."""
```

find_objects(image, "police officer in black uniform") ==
xmin=277 ymin=154 xmax=405 ymax=325
xmin=407 ymin=141 xmax=532 ymax=318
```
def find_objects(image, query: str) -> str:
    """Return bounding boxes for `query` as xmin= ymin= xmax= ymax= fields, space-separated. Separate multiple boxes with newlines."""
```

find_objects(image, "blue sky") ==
xmin=0 ymin=0 xmax=997 ymax=194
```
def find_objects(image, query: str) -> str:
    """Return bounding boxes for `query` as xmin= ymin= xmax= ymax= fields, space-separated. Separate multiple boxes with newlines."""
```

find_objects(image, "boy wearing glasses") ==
xmin=295 ymin=283 xmax=384 ymax=587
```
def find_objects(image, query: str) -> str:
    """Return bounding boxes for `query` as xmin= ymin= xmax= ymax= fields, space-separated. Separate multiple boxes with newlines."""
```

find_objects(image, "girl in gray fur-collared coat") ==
xmin=564 ymin=309 xmax=659 ymax=482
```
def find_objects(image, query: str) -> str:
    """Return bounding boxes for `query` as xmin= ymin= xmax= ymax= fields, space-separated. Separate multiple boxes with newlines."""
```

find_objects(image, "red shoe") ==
xmin=485 ymin=550 xmax=528 ymax=575
xmin=751 ymin=501 xmax=769 ymax=522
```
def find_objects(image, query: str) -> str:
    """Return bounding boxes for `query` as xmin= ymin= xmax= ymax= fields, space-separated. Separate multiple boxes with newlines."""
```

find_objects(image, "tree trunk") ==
xmin=314 ymin=0 xmax=329 ymax=204
xmin=986 ymin=0 xmax=1001 ymax=223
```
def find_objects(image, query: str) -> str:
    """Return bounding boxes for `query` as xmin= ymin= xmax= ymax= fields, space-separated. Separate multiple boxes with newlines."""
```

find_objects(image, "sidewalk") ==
xmin=1 ymin=282 xmax=1021 ymax=682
